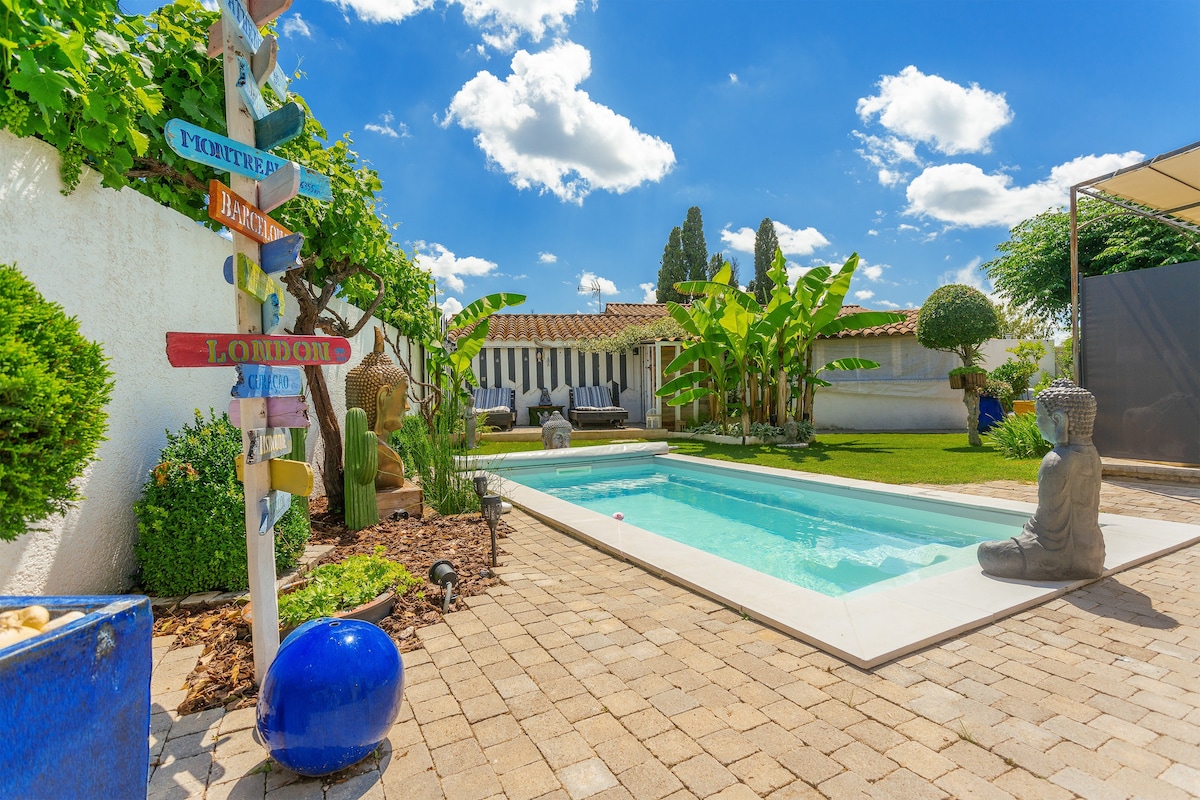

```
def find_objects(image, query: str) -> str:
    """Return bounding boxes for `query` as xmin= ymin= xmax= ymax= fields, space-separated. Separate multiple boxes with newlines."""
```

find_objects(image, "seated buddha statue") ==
xmin=977 ymin=379 xmax=1105 ymax=581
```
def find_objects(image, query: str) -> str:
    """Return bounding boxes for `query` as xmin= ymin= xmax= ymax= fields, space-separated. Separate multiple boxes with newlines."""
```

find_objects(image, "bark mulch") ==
xmin=151 ymin=497 xmax=509 ymax=715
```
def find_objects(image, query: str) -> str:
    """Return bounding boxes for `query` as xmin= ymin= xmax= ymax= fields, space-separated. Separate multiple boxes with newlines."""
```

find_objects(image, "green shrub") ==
xmin=985 ymin=412 xmax=1052 ymax=460
xmin=390 ymin=414 xmax=434 ymax=477
xmin=423 ymin=404 xmax=480 ymax=515
xmin=277 ymin=546 xmax=419 ymax=629
xmin=916 ymin=285 xmax=1000 ymax=366
xmin=0 ymin=264 xmax=115 ymax=541
xmin=134 ymin=410 xmax=310 ymax=596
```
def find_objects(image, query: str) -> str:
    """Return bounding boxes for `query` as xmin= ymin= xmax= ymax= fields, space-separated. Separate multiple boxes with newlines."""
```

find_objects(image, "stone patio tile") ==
xmin=650 ymin=688 xmax=701 ymax=717
xmin=559 ymin=693 xmax=605 ymax=723
xmin=728 ymin=752 xmax=794 ymax=794
xmin=203 ymin=774 xmax=266 ymax=800
xmin=557 ymin=757 xmax=619 ymax=800
xmin=1048 ymin=766 xmax=1126 ymax=800
xmin=499 ymin=760 xmax=562 ymax=800
xmin=380 ymin=740 xmax=433 ymax=780
xmin=671 ymin=753 xmax=737 ymax=797
xmin=538 ymin=731 xmax=596 ymax=770
xmin=440 ymin=764 xmax=502 ymax=800
xmin=991 ymin=769 xmax=1075 ymax=800
xmin=671 ymin=707 xmax=727 ymax=740
xmin=509 ymin=690 xmax=556 ymax=720
xmin=432 ymin=737 xmax=487 ymax=776
xmin=793 ymin=719 xmax=854 ymax=754
xmin=462 ymin=692 xmax=510 ymax=723
xmin=934 ymin=768 xmax=1017 ymax=800
xmin=644 ymin=729 xmax=704 ymax=766
xmin=593 ymin=735 xmax=653 ymax=773
xmin=599 ymin=689 xmax=651 ymax=718
xmin=147 ymin=751 xmax=212 ymax=798
xmin=765 ymin=780 xmax=824 ymax=800
xmin=617 ymin=759 xmax=684 ymax=800
xmin=523 ymin=709 xmax=574 ymax=742
xmin=697 ymin=728 xmax=760 ymax=765
xmin=743 ymin=722 xmax=802 ymax=759
xmin=422 ymin=714 xmax=473 ymax=749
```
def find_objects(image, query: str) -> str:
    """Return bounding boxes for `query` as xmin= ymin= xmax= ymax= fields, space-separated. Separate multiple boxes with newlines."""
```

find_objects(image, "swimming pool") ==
xmin=497 ymin=457 xmax=1021 ymax=597
xmin=472 ymin=443 xmax=1200 ymax=667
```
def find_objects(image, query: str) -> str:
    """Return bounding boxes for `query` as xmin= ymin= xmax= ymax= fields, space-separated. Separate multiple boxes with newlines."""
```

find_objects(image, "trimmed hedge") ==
xmin=134 ymin=410 xmax=309 ymax=596
xmin=0 ymin=264 xmax=114 ymax=541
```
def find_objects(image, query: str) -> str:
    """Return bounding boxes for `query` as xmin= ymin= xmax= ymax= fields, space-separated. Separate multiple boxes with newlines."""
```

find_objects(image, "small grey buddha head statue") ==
xmin=1035 ymin=378 xmax=1097 ymax=446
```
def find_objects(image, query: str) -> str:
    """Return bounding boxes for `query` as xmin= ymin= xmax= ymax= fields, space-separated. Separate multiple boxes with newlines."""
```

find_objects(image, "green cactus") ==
xmin=344 ymin=408 xmax=379 ymax=530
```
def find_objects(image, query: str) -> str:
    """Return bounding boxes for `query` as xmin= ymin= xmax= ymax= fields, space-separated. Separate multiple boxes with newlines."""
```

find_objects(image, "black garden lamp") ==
xmin=429 ymin=559 xmax=459 ymax=613
xmin=481 ymin=494 xmax=503 ymax=568
xmin=473 ymin=475 xmax=489 ymax=498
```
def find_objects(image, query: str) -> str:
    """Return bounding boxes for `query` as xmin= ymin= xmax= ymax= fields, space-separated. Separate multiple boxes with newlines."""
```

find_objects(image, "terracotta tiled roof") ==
xmin=452 ymin=303 xmax=916 ymax=342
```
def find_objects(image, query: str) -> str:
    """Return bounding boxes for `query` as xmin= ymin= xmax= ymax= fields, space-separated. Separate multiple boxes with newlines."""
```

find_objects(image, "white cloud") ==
xmin=639 ymin=282 xmax=657 ymax=303
xmin=538 ymin=252 xmax=557 ymax=263
xmin=856 ymin=65 xmax=1013 ymax=156
xmin=443 ymin=42 xmax=676 ymax=204
xmin=440 ymin=296 xmax=464 ymax=319
xmin=729 ymin=73 xmax=739 ymax=84
xmin=867 ymin=229 xmax=878 ymax=236
xmin=414 ymin=241 xmax=498 ymax=293
xmin=877 ymin=299 xmax=901 ymax=309
xmin=325 ymin=0 xmax=576 ymax=50
xmin=719 ymin=220 xmax=830 ymax=257
xmin=861 ymin=265 xmax=883 ymax=281
xmin=853 ymin=132 xmax=922 ymax=186
xmin=364 ymin=112 xmax=409 ymax=139
xmin=938 ymin=258 xmax=991 ymax=293
xmin=327 ymin=0 xmax=436 ymax=24
xmin=906 ymin=150 xmax=1144 ymax=228
xmin=281 ymin=13 xmax=312 ymax=38
xmin=854 ymin=289 xmax=874 ymax=301
xmin=578 ymin=270 xmax=618 ymax=295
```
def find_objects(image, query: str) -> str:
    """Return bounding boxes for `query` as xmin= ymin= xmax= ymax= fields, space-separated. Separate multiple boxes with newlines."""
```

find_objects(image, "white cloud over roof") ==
xmin=443 ymin=42 xmax=675 ymax=204
xmin=719 ymin=220 xmax=829 ymax=257
xmin=414 ymin=241 xmax=498 ymax=293
xmin=857 ymin=65 xmax=1013 ymax=156
xmin=906 ymin=151 xmax=1144 ymax=227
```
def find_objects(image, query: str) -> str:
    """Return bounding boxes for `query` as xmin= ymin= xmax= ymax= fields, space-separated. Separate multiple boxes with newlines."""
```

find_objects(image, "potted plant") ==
xmin=245 ymin=548 xmax=420 ymax=636
xmin=947 ymin=365 xmax=988 ymax=391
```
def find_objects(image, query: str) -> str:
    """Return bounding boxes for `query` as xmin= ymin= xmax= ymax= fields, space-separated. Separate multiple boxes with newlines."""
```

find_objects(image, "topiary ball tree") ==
xmin=916 ymin=284 xmax=1000 ymax=446
xmin=0 ymin=264 xmax=115 ymax=541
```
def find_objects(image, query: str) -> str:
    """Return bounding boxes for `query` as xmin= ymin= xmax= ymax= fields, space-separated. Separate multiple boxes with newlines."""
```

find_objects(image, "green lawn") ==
xmin=469 ymin=432 xmax=1040 ymax=485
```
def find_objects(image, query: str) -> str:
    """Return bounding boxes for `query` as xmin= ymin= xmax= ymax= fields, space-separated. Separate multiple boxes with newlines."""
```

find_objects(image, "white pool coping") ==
xmin=469 ymin=444 xmax=1200 ymax=668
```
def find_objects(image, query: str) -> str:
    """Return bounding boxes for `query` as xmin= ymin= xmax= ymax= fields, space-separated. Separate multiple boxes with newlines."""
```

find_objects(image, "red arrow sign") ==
xmin=166 ymin=332 xmax=351 ymax=367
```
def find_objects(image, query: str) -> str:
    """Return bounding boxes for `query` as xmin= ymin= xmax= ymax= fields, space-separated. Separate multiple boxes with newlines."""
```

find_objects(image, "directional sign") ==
xmin=228 ymin=395 xmax=310 ymax=428
xmin=206 ymin=0 xmax=294 ymax=56
xmin=257 ymin=161 xmax=300 ymax=212
xmin=167 ymin=332 xmax=352 ymax=367
xmin=214 ymin=0 xmax=290 ymax=98
xmin=208 ymin=180 xmax=291 ymax=244
xmin=259 ymin=490 xmax=292 ymax=534
xmin=236 ymin=56 xmax=267 ymax=120
xmin=260 ymin=232 xmax=303 ymax=273
xmin=167 ymin=120 xmax=331 ymax=202
xmin=262 ymin=291 xmax=282 ymax=334
xmin=236 ymin=454 xmax=314 ymax=496
xmin=252 ymin=35 xmax=278 ymax=87
xmin=246 ymin=426 xmax=292 ymax=464
xmin=235 ymin=252 xmax=279 ymax=305
xmin=232 ymin=364 xmax=304 ymax=398
xmin=255 ymin=103 xmax=306 ymax=154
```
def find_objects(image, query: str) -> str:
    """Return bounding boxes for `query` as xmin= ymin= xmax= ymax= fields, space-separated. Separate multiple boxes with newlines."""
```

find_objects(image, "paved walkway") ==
xmin=148 ymin=478 xmax=1200 ymax=799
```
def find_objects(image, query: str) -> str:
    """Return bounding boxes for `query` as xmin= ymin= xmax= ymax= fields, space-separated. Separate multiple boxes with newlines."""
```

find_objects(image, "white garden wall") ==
xmin=0 ymin=131 xmax=403 ymax=595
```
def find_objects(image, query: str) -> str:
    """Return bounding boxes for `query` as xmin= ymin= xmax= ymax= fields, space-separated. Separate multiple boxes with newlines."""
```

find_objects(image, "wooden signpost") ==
xmin=228 ymin=395 xmax=309 ymax=428
xmin=208 ymin=180 xmax=291 ymax=243
xmin=232 ymin=364 xmax=304 ymax=399
xmin=236 ymin=455 xmax=314 ymax=496
xmin=166 ymin=119 xmax=332 ymax=201
xmin=169 ymin=0 xmax=334 ymax=682
xmin=256 ymin=161 xmax=301 ymax=212
xmin=246 ymin=426 xmax=291 ymax=464
xmin=166 ymin=332 xmax=352 ymax=367
xmin=259 ymin=491 xmax=292 ymax=534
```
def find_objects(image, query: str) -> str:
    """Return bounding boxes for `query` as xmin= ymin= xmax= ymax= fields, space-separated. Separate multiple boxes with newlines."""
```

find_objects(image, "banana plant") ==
xmin=425 ymin=292 xmax=525 ymax=419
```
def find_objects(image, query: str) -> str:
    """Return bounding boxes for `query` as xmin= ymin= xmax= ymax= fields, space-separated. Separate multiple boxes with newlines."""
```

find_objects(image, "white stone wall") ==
xmin=0 ymin=131 xmax=402 ymax=594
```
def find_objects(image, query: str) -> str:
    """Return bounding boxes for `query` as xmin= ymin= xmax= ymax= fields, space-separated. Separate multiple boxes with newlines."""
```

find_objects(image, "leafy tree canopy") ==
xmin=983 ymin=199 xmax=1198 ymax=326
xmin=916 ymin=284 xmax=1000 ymax=367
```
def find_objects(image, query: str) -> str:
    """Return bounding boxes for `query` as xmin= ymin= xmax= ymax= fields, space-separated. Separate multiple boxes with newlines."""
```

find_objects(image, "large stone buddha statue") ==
xmin=977 ymin=379 xmax=1105 ymax=581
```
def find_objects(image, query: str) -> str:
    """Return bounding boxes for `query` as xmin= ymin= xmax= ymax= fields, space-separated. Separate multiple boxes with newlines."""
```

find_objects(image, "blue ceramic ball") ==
xmin=256 ymin=619 xmax=405 ymax=777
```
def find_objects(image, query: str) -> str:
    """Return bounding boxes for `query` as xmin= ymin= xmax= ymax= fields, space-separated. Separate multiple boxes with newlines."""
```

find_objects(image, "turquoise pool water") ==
xmin=497 ymin=457 xmax=1022 ymax=597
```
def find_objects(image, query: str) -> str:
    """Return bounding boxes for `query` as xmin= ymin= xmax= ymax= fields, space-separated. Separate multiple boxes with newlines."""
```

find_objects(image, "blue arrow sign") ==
xmin=232 ymin=364 xmax=304 ymax=398
xmin=165 ymin=119 xmax=330 ymax=202
xmin=215 ymin=0 xmax=289 ymax=99
xmin=236 ymin=56 xmax=267 ymax=120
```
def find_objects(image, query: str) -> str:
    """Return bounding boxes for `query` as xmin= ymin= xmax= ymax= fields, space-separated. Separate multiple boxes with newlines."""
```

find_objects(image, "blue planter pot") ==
xmin=0 ymin=595 xmax=152 ymax=799
xmin=979 ymin=396 xmax=1005 ymax=432
xmin=257 ymin=618 xmax=405 ymax=777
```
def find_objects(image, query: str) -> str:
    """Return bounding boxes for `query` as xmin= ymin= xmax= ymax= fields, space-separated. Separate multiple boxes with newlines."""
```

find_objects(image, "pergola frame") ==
xmin=1070 ymin=140 xmax=1200 ymax=381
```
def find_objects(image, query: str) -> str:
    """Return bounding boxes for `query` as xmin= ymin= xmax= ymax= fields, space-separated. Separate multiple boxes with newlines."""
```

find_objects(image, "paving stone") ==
xmin=697 ymin=729 xmax=760 ymax=765
xmin=728 ymin=752 xmax=794 ymax=794
xmin=486 ymin=735 xmax=543 ymax=774
xmin=672 ymin=753 xmax=738 ymax=797
xmin=440 ymin=764 xmax=503 ymax=800
xmin=557 ymin=757 xmax=619 ymax=800
xmin=499 ymin=760 xmax=562 ymax=800
xmin=538 ymin=731 xmax=596 ymax=770
xmin=593 ymin=734 xmax=653 ymax=773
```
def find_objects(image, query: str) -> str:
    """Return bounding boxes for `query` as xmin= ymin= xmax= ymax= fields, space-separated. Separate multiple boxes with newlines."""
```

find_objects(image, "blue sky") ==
xmin=130 ymin=0 xmax=1199 ymax=319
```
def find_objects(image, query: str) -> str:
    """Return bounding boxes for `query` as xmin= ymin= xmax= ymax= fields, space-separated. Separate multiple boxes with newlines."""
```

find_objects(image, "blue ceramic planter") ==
xmin=257 ymin=618 xmax=405 ymax=777
xmin=979 ymin=396 xmax=1005 ymax=432
xmin=0 ymin=595 xmax=152 ymax=799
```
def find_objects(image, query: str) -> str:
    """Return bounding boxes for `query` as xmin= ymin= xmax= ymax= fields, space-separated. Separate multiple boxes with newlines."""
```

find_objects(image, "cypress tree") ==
xmin=748 ymin=217 xmax=779 ymax=304
xmin=656 ymin=226 xmax=687 ymax=303
xmin=681 ymin=206 xmax=708 ymax=284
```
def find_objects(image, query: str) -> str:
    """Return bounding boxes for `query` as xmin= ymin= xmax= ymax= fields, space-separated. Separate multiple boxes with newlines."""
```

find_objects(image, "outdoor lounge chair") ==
xmin=568 ymin=386 xmax=628 ymax=428
xmin=471 ymin=387 xmax=516 ymax=431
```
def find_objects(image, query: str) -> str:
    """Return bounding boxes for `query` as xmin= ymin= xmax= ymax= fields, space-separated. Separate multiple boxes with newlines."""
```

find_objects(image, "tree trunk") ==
xmin=964 ymin=388 xmax=982 ymax=447
xmin=306 ymin=364 xmax=345 ymax=511
xmin=775 ymin=366 xmax=787 ymax=427
xmin=741 ymin=375 xmax=751 ymax=443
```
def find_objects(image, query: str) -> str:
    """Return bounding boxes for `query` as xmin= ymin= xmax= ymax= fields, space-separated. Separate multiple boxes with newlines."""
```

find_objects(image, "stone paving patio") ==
xmin=148 ymin=477 xmax=1200 ymax=799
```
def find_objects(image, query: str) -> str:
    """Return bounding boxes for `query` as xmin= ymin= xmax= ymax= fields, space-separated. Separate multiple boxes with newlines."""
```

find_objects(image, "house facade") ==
xmin=468 ymin=303 xmax=1054 ymax=430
